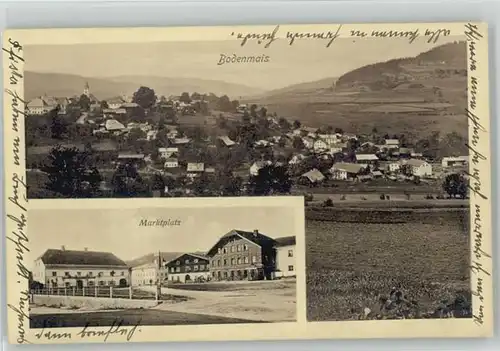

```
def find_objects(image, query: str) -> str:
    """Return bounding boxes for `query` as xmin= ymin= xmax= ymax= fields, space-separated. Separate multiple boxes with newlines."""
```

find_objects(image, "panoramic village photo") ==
xmin=28 ymin=203 xmax=299 ymax=327
xmin=24 ymin=33 xmax=471 ymax=322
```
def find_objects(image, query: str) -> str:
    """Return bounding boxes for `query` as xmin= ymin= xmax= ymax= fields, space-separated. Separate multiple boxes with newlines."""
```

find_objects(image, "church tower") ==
xmin=83 ymin=81 xmax=90 ymax=97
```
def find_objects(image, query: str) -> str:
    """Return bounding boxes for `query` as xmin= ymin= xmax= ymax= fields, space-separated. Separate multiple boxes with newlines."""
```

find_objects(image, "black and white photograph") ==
xmin=28 ymin=202 xmax=299 ymax=328
xmin=3 ymin=22 xmax=492 ymax=344
xmin=23 ymin=29 xmax=471 ymax=322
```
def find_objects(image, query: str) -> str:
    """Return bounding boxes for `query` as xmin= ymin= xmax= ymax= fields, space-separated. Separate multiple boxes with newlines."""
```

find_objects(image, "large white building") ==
xmin=400 ymin=159 xmax=433 ymax=177
xmin=273 ymin=236 xmax=296 ymax=278
xmin=33 ymin=247 xmax=129 ymax=289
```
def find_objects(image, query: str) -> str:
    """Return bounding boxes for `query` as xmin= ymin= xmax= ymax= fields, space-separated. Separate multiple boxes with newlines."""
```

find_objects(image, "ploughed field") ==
xmin=306 ymin=209 xmax=470 ymax=321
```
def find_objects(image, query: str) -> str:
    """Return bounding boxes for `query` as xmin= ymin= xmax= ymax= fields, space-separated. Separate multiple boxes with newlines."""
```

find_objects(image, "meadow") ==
xmin=306 ymin=210 xmax=471 ymax=321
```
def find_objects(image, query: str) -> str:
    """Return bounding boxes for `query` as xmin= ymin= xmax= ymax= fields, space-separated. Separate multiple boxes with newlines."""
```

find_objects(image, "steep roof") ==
xmin=206 ymin=229 xmax=276 ymax=257
xmin=331 ymin=162 xmax=366 ymax=174
xmin=301 ymin=168 xmax=325 ymax=183
xmin=166 ymin=252 xmax=210 ymax=266
xmin=127 ymin=251 xmax=204 ymax=268
xmin=39 ymin=249 xmax=127 ymax=267
xmin=355 ymin=154 xmax=379 ymax=161
xmin=274 ymin=236 xmax=296 ymax=247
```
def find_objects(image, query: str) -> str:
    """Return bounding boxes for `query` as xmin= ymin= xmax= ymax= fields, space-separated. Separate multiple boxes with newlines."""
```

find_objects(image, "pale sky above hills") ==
xmin=25 ymin=35 xmax=462 ymax=91
xmin=29 ymin=205 xmax=298 ymax=263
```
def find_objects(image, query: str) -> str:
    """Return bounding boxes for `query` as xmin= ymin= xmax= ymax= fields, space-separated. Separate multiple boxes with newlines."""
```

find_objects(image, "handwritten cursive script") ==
xmin=463 ymin=22 xmax=490 ymax=328
xmin=35 ymin=319 xmax=142 ymax=342
xmin=4 ymin=37 xmax=30 ymax=344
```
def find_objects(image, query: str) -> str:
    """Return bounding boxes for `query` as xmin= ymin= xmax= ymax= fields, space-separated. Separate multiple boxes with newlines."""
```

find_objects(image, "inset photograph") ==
xmin=29 ymin=201 xmax=300 ymax=328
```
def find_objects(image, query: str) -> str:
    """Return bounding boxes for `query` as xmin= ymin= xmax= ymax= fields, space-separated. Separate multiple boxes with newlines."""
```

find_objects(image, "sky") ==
xmin=24 ymin=35 xmax=463 ymax=91
xmin=29 ymin=205 xmax=299 ymax=263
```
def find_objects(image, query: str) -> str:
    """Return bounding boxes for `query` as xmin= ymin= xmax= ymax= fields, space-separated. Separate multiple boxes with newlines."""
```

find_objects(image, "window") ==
xmin=52 ymin=272 xmax=57 ymax=277
xmin=231 ymin=258 xmax=235 ymax=265
xmin=98 ymin=272 xmax=103 ymax=277
xmin=64 ymin=272 xmax=69 ymax=277
xmin=288 ymin=250 xmax=293 ymax=257
xmin=176 ymin=261 xmax=180 ymax=265
xmin=211 ymin=261 xmax=215 ymax=267
xmin=88 ymin=272 xmax=93 ymax=277
xmin=199 ymin=264 xmax=205 ymax=270
xmin=218 ymin=248 xmax=222 ymax=254
xmin=185 ymin=259 xmax=190 ymax=264
xmin=223 ymin=248 xmax=227 ymax=254
xmin=185 ymin=266 xmax=191 ymax=272
xmin=65 ymin=282 xmax=70 ymax=287
xmin=109 ymin=280 xmax=115 ymax=286
xmin=252 ymin=256 xmax=257 ymax=264
xmin=194 ymin=259 xmax=198 ymax=263
xmin=237 ymin=257 xmax=241 ymax=264
xmin=231 ymin=246 xmax=235 ymax=253
xmin=223 ymin=259 xmax=227 ymax=266
xmin=194 ymin=265 xmax=199 ymax=271
xmin=217 ymin=260 xmax=221 ymax=266
xmin=244 ymin=257 xmax=249 ymax=264
xmin=121 ymin=271 xmax=125 ymax=276
xmin=88 ymin=281 xmax=95 ymax=286
xmin=77 ymin=272 xmax=81 ymax=277
xmin=237 ymin=245 xmax=241 ymax=252
xmin=243 ymin=244 xmax=248 ymax=251
xmin=175 ymin=267 xmax=180 ymax=273
xmin=99 ymin=281 xmax=105 ymax=286
xmin=288 ymin=265 xmax=294 ymax=271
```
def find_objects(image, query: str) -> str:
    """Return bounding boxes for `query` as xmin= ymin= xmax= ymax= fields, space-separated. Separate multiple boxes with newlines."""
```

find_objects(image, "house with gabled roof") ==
xmin=165 ymin=253 xmax=210 ymax=283
xmin=33 ymin=247 xmax=129 ymax=289
xmin=206 ymin=229 xmax=278 ymax=281
xmin=330 ymin=163 xmax=367 ymax=180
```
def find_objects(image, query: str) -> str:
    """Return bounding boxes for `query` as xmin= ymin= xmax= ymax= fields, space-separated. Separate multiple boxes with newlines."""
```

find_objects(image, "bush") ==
xmin=380 ymin=194 xmax=386 ymax=200
xmin=324 ymin=198 xmax=334 ymax=207
xmin=304 ymin=192 xmax=314 ymax=202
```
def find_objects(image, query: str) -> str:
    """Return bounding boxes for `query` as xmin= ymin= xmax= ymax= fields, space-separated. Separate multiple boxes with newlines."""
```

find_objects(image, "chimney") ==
xmin=253 ymin=229 xmax=259 ymax=237
xmin=61 ymin=245 xmax=66 ymax=251
xmin=84 ymin=247 xmax=88 ymax=251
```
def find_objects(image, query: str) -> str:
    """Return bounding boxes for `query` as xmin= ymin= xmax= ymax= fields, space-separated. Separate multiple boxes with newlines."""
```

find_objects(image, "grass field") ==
xmin=29 ymin=309 xmax=261 ymax=328
xmin=306 ymin=211 xmax=470 ymax=321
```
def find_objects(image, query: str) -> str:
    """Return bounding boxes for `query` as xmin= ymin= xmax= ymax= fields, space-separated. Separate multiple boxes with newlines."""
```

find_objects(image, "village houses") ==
xmin=33 ymin=247 xmax=129 ymax=289
xmin=330 ymin=163 xmax=367 ymax=181
xmin=165 ymin=253 xmax=210 ymax=283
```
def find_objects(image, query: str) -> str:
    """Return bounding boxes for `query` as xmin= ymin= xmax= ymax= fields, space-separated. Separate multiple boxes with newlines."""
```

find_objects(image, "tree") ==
xmin=293 ymin=120 xmax=301 ymax=129
xmin=180 ymin=92 xmax=192 ymax=104
xmin=292 ymin=136 xmax=305 ymax=150
xmin=216 ymin=95 xmax=233 ymax=112
xmin=41 ymin=145 xmax=102 ymax=197
xmin=259 ymin=107 xmax=267 ymax=118
xmin=111 ymin=162 xmax=149 ymax=197
xmin=442 ymin=173 xmax=468 ymax=199
xmin=334 ymin=127 xmax=344 ymax=134
xmin=250 ymin=104 xmax=258 ymax=118
xmin=132 ymin=86 xmax=157 ymax=109
xmin=79 ymin=94 xmax=91 ymax=111
xmin=278 ymin=117 xmax=291 ymax=130
xmin=100 ymin=100 xmax=109 ymax=109
xmin=49 ymin=110 xmax=69 ymax=139
xmin=248 ymin=165 xmax=292 ymax=195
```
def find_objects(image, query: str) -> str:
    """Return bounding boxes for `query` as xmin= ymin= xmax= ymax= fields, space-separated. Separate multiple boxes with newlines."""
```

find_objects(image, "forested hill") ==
xmin=336 ymin=41 xmax=467 ymax=87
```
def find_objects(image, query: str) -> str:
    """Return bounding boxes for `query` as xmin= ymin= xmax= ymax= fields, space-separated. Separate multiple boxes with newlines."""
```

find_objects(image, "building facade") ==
xmin=33 ymin=247 xmax=129 ymax=288
xmin=165 ymin=253 xmax=210 ymax=283
xmin=273 ymin=236 xmax=296 ymax=278
xmin=207 ymin=229 xmax=278 ymax=281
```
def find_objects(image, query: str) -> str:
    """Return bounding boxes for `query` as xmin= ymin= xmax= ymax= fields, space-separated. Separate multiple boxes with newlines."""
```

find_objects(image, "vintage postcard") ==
xmin=3 ymin=22 xmax=493 ymax=344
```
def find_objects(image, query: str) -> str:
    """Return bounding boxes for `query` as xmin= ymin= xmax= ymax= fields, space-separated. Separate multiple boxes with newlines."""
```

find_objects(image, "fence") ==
xmin=31 ymin=286 xmax=161 ymax=301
